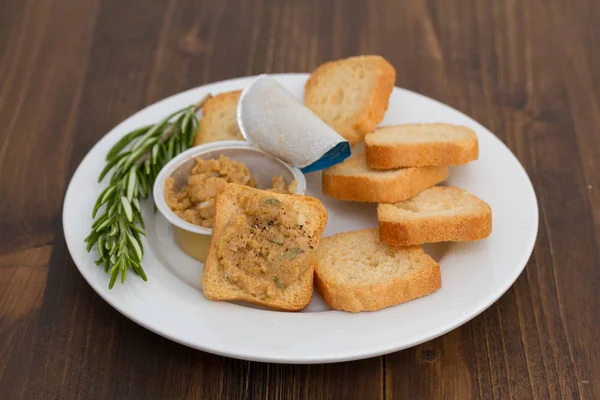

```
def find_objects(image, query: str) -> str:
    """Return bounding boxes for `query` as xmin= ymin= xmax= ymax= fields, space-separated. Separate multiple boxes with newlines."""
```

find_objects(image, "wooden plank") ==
xmin=525 ymin=2 xmax=599 ymax=399
xmin=21 ymin=0 xmax=171 ymax=397
xmin=0 ymin=0 xmax=99 ymax=253
xmin=386 ymin=330 xmax=477 ymax=399
xmin=0 ymin=245 xmax=51 ymax=399
xmin=552 ymin=1 xmax=600 ymax=250
xmin=263 ymin=359 xmax=382 ymax=399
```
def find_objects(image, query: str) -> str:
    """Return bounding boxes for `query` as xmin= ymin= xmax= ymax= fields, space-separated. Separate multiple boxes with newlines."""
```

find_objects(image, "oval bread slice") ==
xmin=365 ymin=123 xmax=478 ymax=169
xmin=314 ymin=229 xmax=441 ymax=313
xmin=194 ymin=90 xmax=244 ymax=146
xmin=378 ymin=186 xmax=492 ymax=246
xmin=304 ymin=55 xmax=396 ymax=145
xmin=322 ymin=153 xmax=448 ymax=203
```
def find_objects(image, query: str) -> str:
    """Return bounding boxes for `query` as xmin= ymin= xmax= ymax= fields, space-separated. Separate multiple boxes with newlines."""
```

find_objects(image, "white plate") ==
xmin=63 ymin=74 xmax=538 ymax=364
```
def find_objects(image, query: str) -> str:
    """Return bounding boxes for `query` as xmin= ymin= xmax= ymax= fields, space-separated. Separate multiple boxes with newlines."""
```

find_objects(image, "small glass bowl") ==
xmin=153 ymin=140 xmax=306 ymax=262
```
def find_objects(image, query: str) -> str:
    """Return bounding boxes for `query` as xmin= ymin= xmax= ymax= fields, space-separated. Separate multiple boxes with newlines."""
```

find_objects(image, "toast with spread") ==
xmin=322 ymin=153 xmax=448 ymax=203
xmin=202 ymin=183 xmax=328 ymax=311
xmin=194 ymin=90 xmax=244 ymax=146
xmin=365 ymin=124 xmax=479 ymax=169
xmin=314 ymin=229 xmax=441 ymax=313
xmin=304 ymin=55 xmax=396 ymax=146
xmin=378 ymin=186 xmax=492 ymax=246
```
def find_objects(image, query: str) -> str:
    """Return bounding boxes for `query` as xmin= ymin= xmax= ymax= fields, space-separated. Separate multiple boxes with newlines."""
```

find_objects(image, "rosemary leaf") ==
xmin=95 ymin=215 xmax=115 ymax=233
xmin=151 ymin=143 xmax=160 ymax=164
xmin=264 ymin=198 xmax=282 ymax=207
xmin=130 ymin=225 xmax=146 ymax=236
xmin=108 ymin=224 xmax=118 ymax=237
xmin=131 ymin=108 xmax=185 ymax=152
xmin=97 ymin=236 xmax=105 ymax=258
xmin=93 ymin=185 xmax=115 ymax=218
xmin=132 ymin=197 xmax=142 ymax=213
xmin=126 ymin=232 xmax=143 ymax=262
xmin=137 ymin=171 xmax=148 ymax=198
xmin=104 ymin=152 xmax=130 ymax=183
xmin=274 ymin=276 xmax=285 ymax=290
xmin=136 ymin=208 xmax=146 ymax=230
xmin=167 ymin=136 xmax=175 ymax=159
xmin=126 ymin=165 xmax=138 ymax=201
xmin=181 ymin=107 xmax=193 ymax=133
xmin=86 ymin=232 xmax=99 ymax=252
xmin=120 ymin=196 xmax=133 ymax=222
xmin=99 ymin=151 xmax=130 ymax=182
xmin=106 ymin=125 xmax=151 ymax=161
xmin=91 ymin=212 xmax=108 ymax=229
xmin=279 ymin=247 xmax=300 ymax=260
xmin=109 ymin=266 xmax=119 ymax=289
xmin=270 ymin=237 xmax=284 ymax=244
xmin=120 ymin=267 xmax=127 ymax=284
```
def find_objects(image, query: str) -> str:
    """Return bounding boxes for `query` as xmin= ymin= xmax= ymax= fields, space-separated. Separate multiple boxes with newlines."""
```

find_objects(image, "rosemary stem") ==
xmin=90 ymin=94 xmax=211 ymax=289
xmin=135 ymin=93 xmax=212 ymax=168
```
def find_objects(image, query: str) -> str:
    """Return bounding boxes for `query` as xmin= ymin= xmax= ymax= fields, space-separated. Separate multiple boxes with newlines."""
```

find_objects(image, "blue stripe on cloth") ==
xmin=299 ymin=142 xmax=351 ymax=173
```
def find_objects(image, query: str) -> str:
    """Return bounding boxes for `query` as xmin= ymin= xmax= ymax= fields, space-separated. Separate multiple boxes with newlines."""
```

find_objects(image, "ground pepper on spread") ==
xmin=164 ymin=155 xmax=298 ymax=228
xmin=216 ymin=194 xmax=316 ymax=299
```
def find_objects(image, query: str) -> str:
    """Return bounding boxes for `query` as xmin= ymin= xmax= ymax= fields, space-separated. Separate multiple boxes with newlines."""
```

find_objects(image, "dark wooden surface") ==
xmin=1 ymin=0 xmax=599 ymax=398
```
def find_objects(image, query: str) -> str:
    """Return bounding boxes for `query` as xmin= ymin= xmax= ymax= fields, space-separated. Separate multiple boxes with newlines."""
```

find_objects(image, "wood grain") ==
xmin=0 ymin=246 xmax=50 ymax=399
xmin=0 ymin=0 xmax=599 ymax=398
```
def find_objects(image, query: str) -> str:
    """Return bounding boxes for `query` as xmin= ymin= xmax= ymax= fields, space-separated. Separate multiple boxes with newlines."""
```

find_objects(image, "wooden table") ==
xmin=1 ymin=0 xmax=598 ymax=398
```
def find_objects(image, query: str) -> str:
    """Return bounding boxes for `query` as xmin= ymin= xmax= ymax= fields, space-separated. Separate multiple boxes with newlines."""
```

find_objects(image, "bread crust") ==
xmin=352 ymin=57 xmax=395 ymax=142
xmin=365 ymin=124 xmax=479 ymax=169
xmin=377 ymin=188 xmax=492 ymax=246
xmin=366 ymin=137 xmax=478 ymax=169
xmin=322 ymin=165 xmax=448 ymax=203
xmin=305 ymin=55 xmax=396 ymax=145
xmin=314 ymin=229 xmax=441 ymax=313
xmin=201 ymin=184 xmax=328 ymax=311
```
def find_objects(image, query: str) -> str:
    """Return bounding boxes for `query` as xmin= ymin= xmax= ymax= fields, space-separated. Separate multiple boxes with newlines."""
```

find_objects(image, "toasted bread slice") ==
xmin=304 ymin=55 xmax=396 ymax=145
xmin=202 ymin=183 xmax=328 ymax=311
xmin=322 ymin=153 xmax=448 ymax=203
xmin=314 ymin=229 xmax=441 ymax=313
xmin=378 ymin=186 xmax=492 ymax=246
xmin=365 ymin=124 xmax=478 ymax=169
xmin=194 ymin=90 xmax=244 ymax=146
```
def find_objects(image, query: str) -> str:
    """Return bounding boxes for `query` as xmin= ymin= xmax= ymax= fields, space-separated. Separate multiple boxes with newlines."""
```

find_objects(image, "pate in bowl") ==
xmin=153 ymin=140 xmax=306 ymax=262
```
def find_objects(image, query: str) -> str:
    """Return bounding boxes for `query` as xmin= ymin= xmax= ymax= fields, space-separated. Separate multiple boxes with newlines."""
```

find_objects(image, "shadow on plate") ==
xmin=422 ymin=242 xmax=454 ymax=263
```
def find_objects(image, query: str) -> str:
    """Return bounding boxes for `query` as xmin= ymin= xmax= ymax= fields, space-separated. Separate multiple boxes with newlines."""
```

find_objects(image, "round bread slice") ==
xmin=378 ymin=186 xmax=492 ymax=246
xmin=304 ymin=55 xmax=396 ymax=145
xmin=314 ymin=229 xmax=441 ymax=313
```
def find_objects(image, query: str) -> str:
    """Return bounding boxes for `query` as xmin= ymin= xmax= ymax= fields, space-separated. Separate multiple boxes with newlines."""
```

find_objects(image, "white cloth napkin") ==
xmin=237 ymin=75 xmax=350 ymax=172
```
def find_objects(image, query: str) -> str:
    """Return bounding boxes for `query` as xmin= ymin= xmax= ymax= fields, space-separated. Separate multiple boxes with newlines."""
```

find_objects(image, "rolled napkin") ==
xmin=237 ymin=74 xmax=351 ymax=173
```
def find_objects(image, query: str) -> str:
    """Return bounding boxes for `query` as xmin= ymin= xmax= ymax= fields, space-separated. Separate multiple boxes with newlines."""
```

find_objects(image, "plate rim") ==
xmin=62 ymin=73 xmax=539 ymax=364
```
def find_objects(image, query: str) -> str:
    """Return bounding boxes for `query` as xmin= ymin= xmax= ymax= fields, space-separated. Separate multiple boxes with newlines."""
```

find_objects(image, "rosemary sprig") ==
xmin=85 ymin=94 xmax=211 ymax=289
